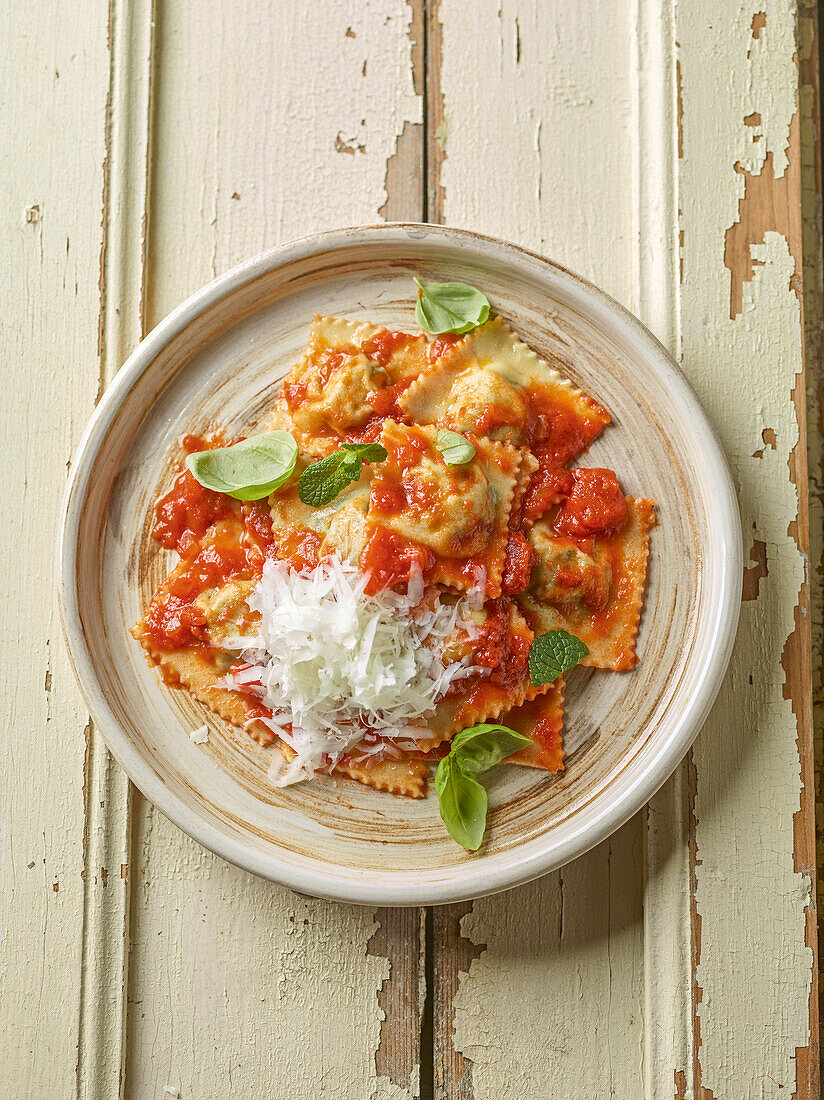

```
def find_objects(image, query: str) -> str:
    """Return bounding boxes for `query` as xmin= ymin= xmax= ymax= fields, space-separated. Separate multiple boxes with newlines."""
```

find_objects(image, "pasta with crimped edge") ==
xmin=519 ymin=497 xmax=656 ymax=671
xmin=399 ymin=316 xmax=610 ymax=454
xmin=503 ymin=677 xmax=566 ymax=772
xmin=364 ymin=420 xmax=521 ymax=598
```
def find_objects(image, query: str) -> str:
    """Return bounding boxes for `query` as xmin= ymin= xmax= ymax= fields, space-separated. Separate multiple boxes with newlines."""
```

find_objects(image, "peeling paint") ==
xmin=680 ymin=0 xmax=815 ymax=1088
xmin=742 ymin=538 xmax=769 ymax=600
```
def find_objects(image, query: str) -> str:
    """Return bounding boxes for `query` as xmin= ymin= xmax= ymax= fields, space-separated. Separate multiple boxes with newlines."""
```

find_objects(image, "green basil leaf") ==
xmin=434 ymin=755 xmax=488 ymax=851
xmin=342 ymin=442 xmax=388 ymax=462
xmin=414 ymin=278 xmax=491 ymax=335
xmin=449 ymin=723 xmax=532 ymax=773
xmin=435 ymin=722 xmax=533 ymax=850
xmin=528 ymin=629 xmax=589 ymax=686
xmin=185 ymin=431 xmax=298 ymax=501
xmin=296 ymin=451 xmax=355 ymax=507
xmin=435 ymin=428 xmax=476 ymax=466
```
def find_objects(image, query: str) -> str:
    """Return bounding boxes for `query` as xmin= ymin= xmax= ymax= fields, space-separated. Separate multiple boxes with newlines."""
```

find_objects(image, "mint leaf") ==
xmin=435 ymin=428 xmax=475 ymax=466
xmin=297 ymin=452 xmax=353 ymax=506
xmin=297 ymin=442 xmax=388 ymax=507
xmin=185 ymin=431 xmax=298 ymax=501
xmin=414 ymin=278 xmax=490 ymax=335
xmin=435 ymin=722 xmax=532 ymax=850
xmin=528 ymin=629 xmax=589 ymax=686
xmin=342 ymin=442 xmax=388 ymax=462
xmin=435 ymin=755 xmax=488 ymax=851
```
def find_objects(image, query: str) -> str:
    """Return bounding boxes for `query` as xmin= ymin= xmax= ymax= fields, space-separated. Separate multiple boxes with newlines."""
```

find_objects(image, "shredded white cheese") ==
xmin=219 ymin=556 xmax=484 ymax=785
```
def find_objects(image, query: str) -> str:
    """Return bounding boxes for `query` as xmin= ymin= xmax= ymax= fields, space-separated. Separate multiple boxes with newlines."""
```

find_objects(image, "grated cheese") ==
xmin=189 ymin=724 xmax=210 ymax=744
xmin=219 ymin=556 xmax=484 ymax=784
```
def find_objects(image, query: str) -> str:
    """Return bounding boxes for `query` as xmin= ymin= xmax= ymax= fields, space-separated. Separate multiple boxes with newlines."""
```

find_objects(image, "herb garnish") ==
xmin=414 ymin=278 xmax=491 ymax=335
xmin=185 ymin=432 xmax=298 ymax=501
xmin=297 ymin=441 xmax=388 ymax=507
xmin=435 ymin=428 xmax=476 ymax=466
xmin=435 ymin=723 xmax=532 ymax=850
xmin=528 ymin=630 xmax=589 ymax=686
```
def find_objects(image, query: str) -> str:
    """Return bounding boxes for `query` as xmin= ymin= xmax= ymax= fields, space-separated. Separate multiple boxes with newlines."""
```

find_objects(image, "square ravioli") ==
xmin=502 ymin=676 xmax=566 ymax=772
xmin=518 ymin=497 xmax=655 ymax=670
xmin=361 ymin=420 xmax=522 ymax=597
xmin=399 ymin=315 xmax=610 ymax=458
xmin=269 ymin=316 xmax=430 ymax=455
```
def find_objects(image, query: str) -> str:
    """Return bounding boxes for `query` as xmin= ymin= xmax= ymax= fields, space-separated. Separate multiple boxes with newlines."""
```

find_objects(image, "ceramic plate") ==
xmin=58 ymin=224 xmax=741 ymax=905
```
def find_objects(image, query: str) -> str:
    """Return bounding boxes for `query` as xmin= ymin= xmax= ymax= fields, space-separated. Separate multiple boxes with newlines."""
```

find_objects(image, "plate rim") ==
xmin=57 ymin=222 xmax=742 ymax=905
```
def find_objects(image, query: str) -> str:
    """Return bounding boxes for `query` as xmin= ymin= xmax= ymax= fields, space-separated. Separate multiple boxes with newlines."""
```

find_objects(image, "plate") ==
xmin=58 ymin=224 xmax=741 ymax=905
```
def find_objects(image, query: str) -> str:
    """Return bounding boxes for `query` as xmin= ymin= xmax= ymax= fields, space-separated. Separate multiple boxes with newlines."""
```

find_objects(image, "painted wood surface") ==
xmin=0 ymin=2 xmax=817 ymax=1098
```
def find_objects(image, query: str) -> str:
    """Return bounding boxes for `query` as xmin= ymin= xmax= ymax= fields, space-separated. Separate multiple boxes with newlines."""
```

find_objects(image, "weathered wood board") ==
xmin=0 ymin=1 xmax=817 ymax=1098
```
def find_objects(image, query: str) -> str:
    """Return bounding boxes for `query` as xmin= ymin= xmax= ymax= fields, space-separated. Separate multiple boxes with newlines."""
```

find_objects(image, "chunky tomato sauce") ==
xmin=143 ymin=534 xmax=251 ymax=652
xmin=427 ymin=333 xmax=460 ymax=363
xmin=554 ymin=468 xmax=627 ymax=538
xmin=361 ymin=329 xmax=414 ymax=366
xmin=152 ymin=437 xmax=234 ymax=555
xmin=360 ymin=527 xmax=435 ymax=595
xmin=500 ymin=530 xmax=535 ymax=595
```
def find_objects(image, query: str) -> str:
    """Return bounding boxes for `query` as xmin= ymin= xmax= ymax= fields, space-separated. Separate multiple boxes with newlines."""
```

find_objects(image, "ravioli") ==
xmin=519 ymin=497 xmax=655 ymax=671
xmin=363 ymin=420 xmax=521 ymax=597
xmin=399 ymin=316 xmax=610 ymax=456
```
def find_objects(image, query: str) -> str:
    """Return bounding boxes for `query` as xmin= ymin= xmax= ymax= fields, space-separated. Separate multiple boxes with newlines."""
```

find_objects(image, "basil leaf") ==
xmin=528 ymin=629 xmax=589 ymax=686
xmin=435 ymin=722 xmax=532 ymax=850
xmin=435 ymin=428 xmax=476 ymax=466
xmin=435 ymin=755 xmax=488 ymax=851
xmin=342 ymin=442 xmax=388 ymax=462
xmin=185 ymin=431 xmax=298 ymax=501
xmin=449 ymin=723 xmax=532 ymax=773
xmin=414 ymin=278 xmax=491 ymax=335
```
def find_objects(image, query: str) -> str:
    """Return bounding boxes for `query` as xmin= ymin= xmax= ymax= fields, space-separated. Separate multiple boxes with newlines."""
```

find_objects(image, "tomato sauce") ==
xmin=346 ymin=378 xmax=415 ymax=446
xmin=143 ymin=534 xmax=252 ymax=653
xmin=554 ymin=468 xmax=627 ymax=538
xmin=427 ymin=333 xmax=460 ymax=363
xmin=500 ymin=530 xmax=535 ymax=595
xmin=360 ymin=527 xmax=435 ymax=595
xmin=240 ymin=499 xmax=276 ymax=561
xmin=470 ymin=597 xmax=530 ymax=687
xmin=362 ymin=329 xmax=414 ymax=366
xmin=152 ymin=436 xmax=234 ymax=555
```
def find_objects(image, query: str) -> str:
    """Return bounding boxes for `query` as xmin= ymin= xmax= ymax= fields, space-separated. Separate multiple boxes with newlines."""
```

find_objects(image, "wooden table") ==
xmin=3 ymin=2 xmax=821 ymax=1096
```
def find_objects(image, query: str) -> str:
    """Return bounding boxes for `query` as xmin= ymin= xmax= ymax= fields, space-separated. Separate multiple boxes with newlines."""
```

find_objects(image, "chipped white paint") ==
xmin=679 ymin=0 xmax=814 ymax=1089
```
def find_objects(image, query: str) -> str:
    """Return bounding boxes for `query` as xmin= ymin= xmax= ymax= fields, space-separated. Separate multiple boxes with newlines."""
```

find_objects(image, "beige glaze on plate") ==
xmin=59 ymin=225 xmax=741 ymax=904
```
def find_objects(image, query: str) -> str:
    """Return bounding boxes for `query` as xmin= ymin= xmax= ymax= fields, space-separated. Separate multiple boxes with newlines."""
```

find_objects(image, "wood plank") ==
xmin=797 ymin=0 xmax=824 ymax=1061
xmin=429 ymin=3 xmax=645 ymax=1097
xmin=677 ymin=1 xmax=818 ymax=1092
xmin=122 ymin=3 xmax=426 ymax=1097
xmin=0 ymin=4 xmax=111 ymax=1097
xmin=429 ymin=1 xmax=818 ymax=1096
